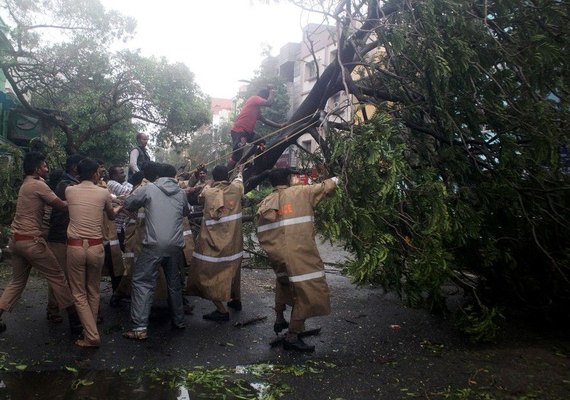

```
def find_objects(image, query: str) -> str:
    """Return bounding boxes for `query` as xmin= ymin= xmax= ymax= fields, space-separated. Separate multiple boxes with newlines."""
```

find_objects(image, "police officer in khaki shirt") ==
xmin=65 ymin=158 xmax=122 ymax=348
xmin=0 ymin=152 xmax=80 ymax=334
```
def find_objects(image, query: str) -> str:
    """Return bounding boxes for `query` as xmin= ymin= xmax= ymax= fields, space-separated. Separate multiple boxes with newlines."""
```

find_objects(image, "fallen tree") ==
xmin=244 ymin=0 xmax=570 ymax=338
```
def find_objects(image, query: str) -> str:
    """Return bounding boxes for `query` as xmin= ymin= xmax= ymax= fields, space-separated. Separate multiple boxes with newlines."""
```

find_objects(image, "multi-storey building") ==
xmin=210 ymin=98 xmax=234 ymax=128
xmin=275 ymin=23 xmax=380 ymax=170
xmin=276 ymin=24 xmax=341 ymax=168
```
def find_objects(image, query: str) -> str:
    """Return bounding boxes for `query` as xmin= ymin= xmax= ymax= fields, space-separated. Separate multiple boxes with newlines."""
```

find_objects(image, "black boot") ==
xmin=227 ymin=299 xmax=242 ymax=311
xmin=273 ymin=320 xmax=289 ymax=334
xmin=202 ymin=310 xmax=229 ymax=322
xmin=283 ymin=336 xmax=315 ymax=353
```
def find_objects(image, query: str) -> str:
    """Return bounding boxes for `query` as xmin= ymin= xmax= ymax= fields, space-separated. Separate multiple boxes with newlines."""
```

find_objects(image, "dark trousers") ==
xmin=230 ymin=131 xmax=265 ymax=162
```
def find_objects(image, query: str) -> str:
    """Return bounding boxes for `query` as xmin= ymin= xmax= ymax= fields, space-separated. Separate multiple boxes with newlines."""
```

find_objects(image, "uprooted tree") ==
xmin=245 ymin=0 xmax=569 ymax=336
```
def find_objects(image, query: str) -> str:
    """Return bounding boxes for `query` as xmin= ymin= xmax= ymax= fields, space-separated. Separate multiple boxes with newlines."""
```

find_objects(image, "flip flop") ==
xmin=123 ymin=329 xmax=148 ymax=340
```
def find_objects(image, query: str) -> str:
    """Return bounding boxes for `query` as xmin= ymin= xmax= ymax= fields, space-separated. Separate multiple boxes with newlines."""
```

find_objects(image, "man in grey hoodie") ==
xmin=122 ymin=162 xmax=190 ymax=340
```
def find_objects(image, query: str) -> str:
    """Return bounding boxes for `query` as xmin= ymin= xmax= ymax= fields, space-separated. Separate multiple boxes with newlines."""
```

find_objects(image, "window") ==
xmin=329 ymin=49 xmax=338 ymax=63
xmin=305 ymin=61 xmax=317 ymax=81
xmin=332 ymin=93 xmax=341 ymax=108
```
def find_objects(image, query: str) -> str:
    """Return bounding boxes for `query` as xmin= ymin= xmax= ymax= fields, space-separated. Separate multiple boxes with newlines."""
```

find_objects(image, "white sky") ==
xmin=99 ymin=0 xmax=322 ymax=99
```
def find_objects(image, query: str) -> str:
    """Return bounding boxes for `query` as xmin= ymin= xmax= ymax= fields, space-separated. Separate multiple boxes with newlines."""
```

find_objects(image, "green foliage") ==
xmin=73 ymin=122 xmax=133 ymax=165
xmin=243 ymin=185 xmax=274 ymax=268
xmin=130 ymin=54 xmax=211 ymax=148
xmin=313 ymin=0 xmax=570 ymax=337
xmin=0 ymin=144 xmax=22 ymax=231
xmin=319 ymin=113 xmax=454 ymax=310
xmin=455 ymin=305 xmax=505 ymax=343
xmin=1 ymin=0 xmax=135 ymax=49
xmin=2 ymin=1 xmax=209 ymax=158
xmin=143 ymin=361 xmax=334 ymax=399
xmin=182 ymin=123 xmax=233 ymax=170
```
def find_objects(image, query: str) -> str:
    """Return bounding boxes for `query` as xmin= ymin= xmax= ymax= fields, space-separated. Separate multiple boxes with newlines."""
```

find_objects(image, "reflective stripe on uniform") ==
xmin=288 ymin=270 xmax=325 ymax=283
xmin=257 ymin=215 xmax=314 ymax=233
xmin=192 ymin=251 xmax=243 ymax=263
xmin=109 ymin=239 xmax=120 ymax=246
xmin=183 ymin=230 xmax=192 ymax=237
xmin=123 ymin=252 xmax=135 ymax=258
xmin=205 ymin=212 xmax=242 ymax=226
xmin=137 ymin=212 xmax=145 ymax=219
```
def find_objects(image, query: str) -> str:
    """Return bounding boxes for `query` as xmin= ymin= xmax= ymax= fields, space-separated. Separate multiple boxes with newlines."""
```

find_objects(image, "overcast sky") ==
xmin=99 ymin=0 xmax=322 ymax=99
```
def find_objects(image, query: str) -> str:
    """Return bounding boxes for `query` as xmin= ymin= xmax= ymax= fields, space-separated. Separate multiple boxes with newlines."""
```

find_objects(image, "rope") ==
xmin=237 ymin=119 xmax=320 ymax=169
xmin=182 ymin=112 xmax=318 ymax=176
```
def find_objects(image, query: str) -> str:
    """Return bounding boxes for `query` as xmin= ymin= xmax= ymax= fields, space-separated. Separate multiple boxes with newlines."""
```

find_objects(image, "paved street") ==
xmin=0 ymin=242 xmax=568 ymax=399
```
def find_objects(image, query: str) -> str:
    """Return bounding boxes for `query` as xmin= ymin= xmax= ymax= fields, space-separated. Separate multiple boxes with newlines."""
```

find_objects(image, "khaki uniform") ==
xmin=117 ymin=211 xmax=138 ymax=297
xmin=181 ymin=217 xmax=194 ymax=265
xmin=256 ymin=179 xmax=337 ymax=323
xmin=0 ymin=176 xmax=74 ymax=313
xmin=186 ymin=179 xmax=243 ymax=302
xmin=101 ymin=206 xmax=125 ymax=278
xmin=65 ymin=181 xmax=112 ymax=345
xmin=178 ymin=180 xmax=196 ymax=264
xmin=97 ymin=181 xmax=124 ymax=278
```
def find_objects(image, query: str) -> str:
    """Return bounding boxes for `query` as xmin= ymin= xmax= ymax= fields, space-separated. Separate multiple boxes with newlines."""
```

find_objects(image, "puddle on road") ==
xmin=0 ymin=361 xmax=335 ymax=399
xmin=0 ymin=369 xmax=259 ymax=399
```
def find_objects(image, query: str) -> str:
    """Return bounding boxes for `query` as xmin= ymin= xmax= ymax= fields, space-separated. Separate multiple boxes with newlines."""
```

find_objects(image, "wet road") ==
xmin=0 ymin=241 xmax=568 ymax=399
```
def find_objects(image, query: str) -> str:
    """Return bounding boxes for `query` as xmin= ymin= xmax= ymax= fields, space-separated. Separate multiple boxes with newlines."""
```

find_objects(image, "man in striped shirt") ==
xmin=107 ymin=165 xmax=133 ymax=234
xmin=256 ymin=168 xmax=338 ymax=352
xmin=105 ymin=165 xmax=133 ymax=305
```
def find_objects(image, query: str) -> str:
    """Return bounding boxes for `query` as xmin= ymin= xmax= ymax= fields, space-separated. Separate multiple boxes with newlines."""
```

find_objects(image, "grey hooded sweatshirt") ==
xmin=124 ymin=177 xmax=190 ymax=250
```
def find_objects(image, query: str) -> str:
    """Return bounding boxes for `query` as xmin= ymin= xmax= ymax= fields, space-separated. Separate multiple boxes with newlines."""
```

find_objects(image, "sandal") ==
xmin=47 ymin=313 xmax=64 ymax=324
xmin=123 ymin=329 xmax=148 ymax=341
xmin=74 ymin=338 xmax=100 ymax=348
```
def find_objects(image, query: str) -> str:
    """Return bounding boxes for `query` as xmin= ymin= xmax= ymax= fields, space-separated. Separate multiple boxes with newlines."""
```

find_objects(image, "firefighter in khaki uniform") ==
xmin=256 ymin=168 xmax=338 ymax=352
xmin=186 ymin=165 xmax=244 ymax=321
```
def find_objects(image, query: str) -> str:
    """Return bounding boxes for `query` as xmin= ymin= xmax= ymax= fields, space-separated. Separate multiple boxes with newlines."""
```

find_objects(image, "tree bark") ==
xmin=243 ymin=0 xmax=399 ymax=191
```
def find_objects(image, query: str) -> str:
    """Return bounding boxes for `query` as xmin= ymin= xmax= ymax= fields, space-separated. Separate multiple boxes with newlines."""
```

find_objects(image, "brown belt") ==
xmin=14 ymin=234 xmax=36 ymax=241
xmin=67 ymin=238 xmax=103 ymax=247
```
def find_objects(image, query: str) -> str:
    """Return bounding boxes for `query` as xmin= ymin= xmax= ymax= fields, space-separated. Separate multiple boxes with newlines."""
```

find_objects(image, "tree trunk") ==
xmin=242 ymin=0 xmax=396 ymax=192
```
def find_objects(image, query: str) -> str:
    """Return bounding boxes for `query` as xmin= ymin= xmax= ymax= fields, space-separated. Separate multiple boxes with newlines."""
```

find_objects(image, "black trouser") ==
xmin=105 ymin=229 xmax=125 ymax=293
xmin=230 ymin=131 xmax=265 ymax=162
